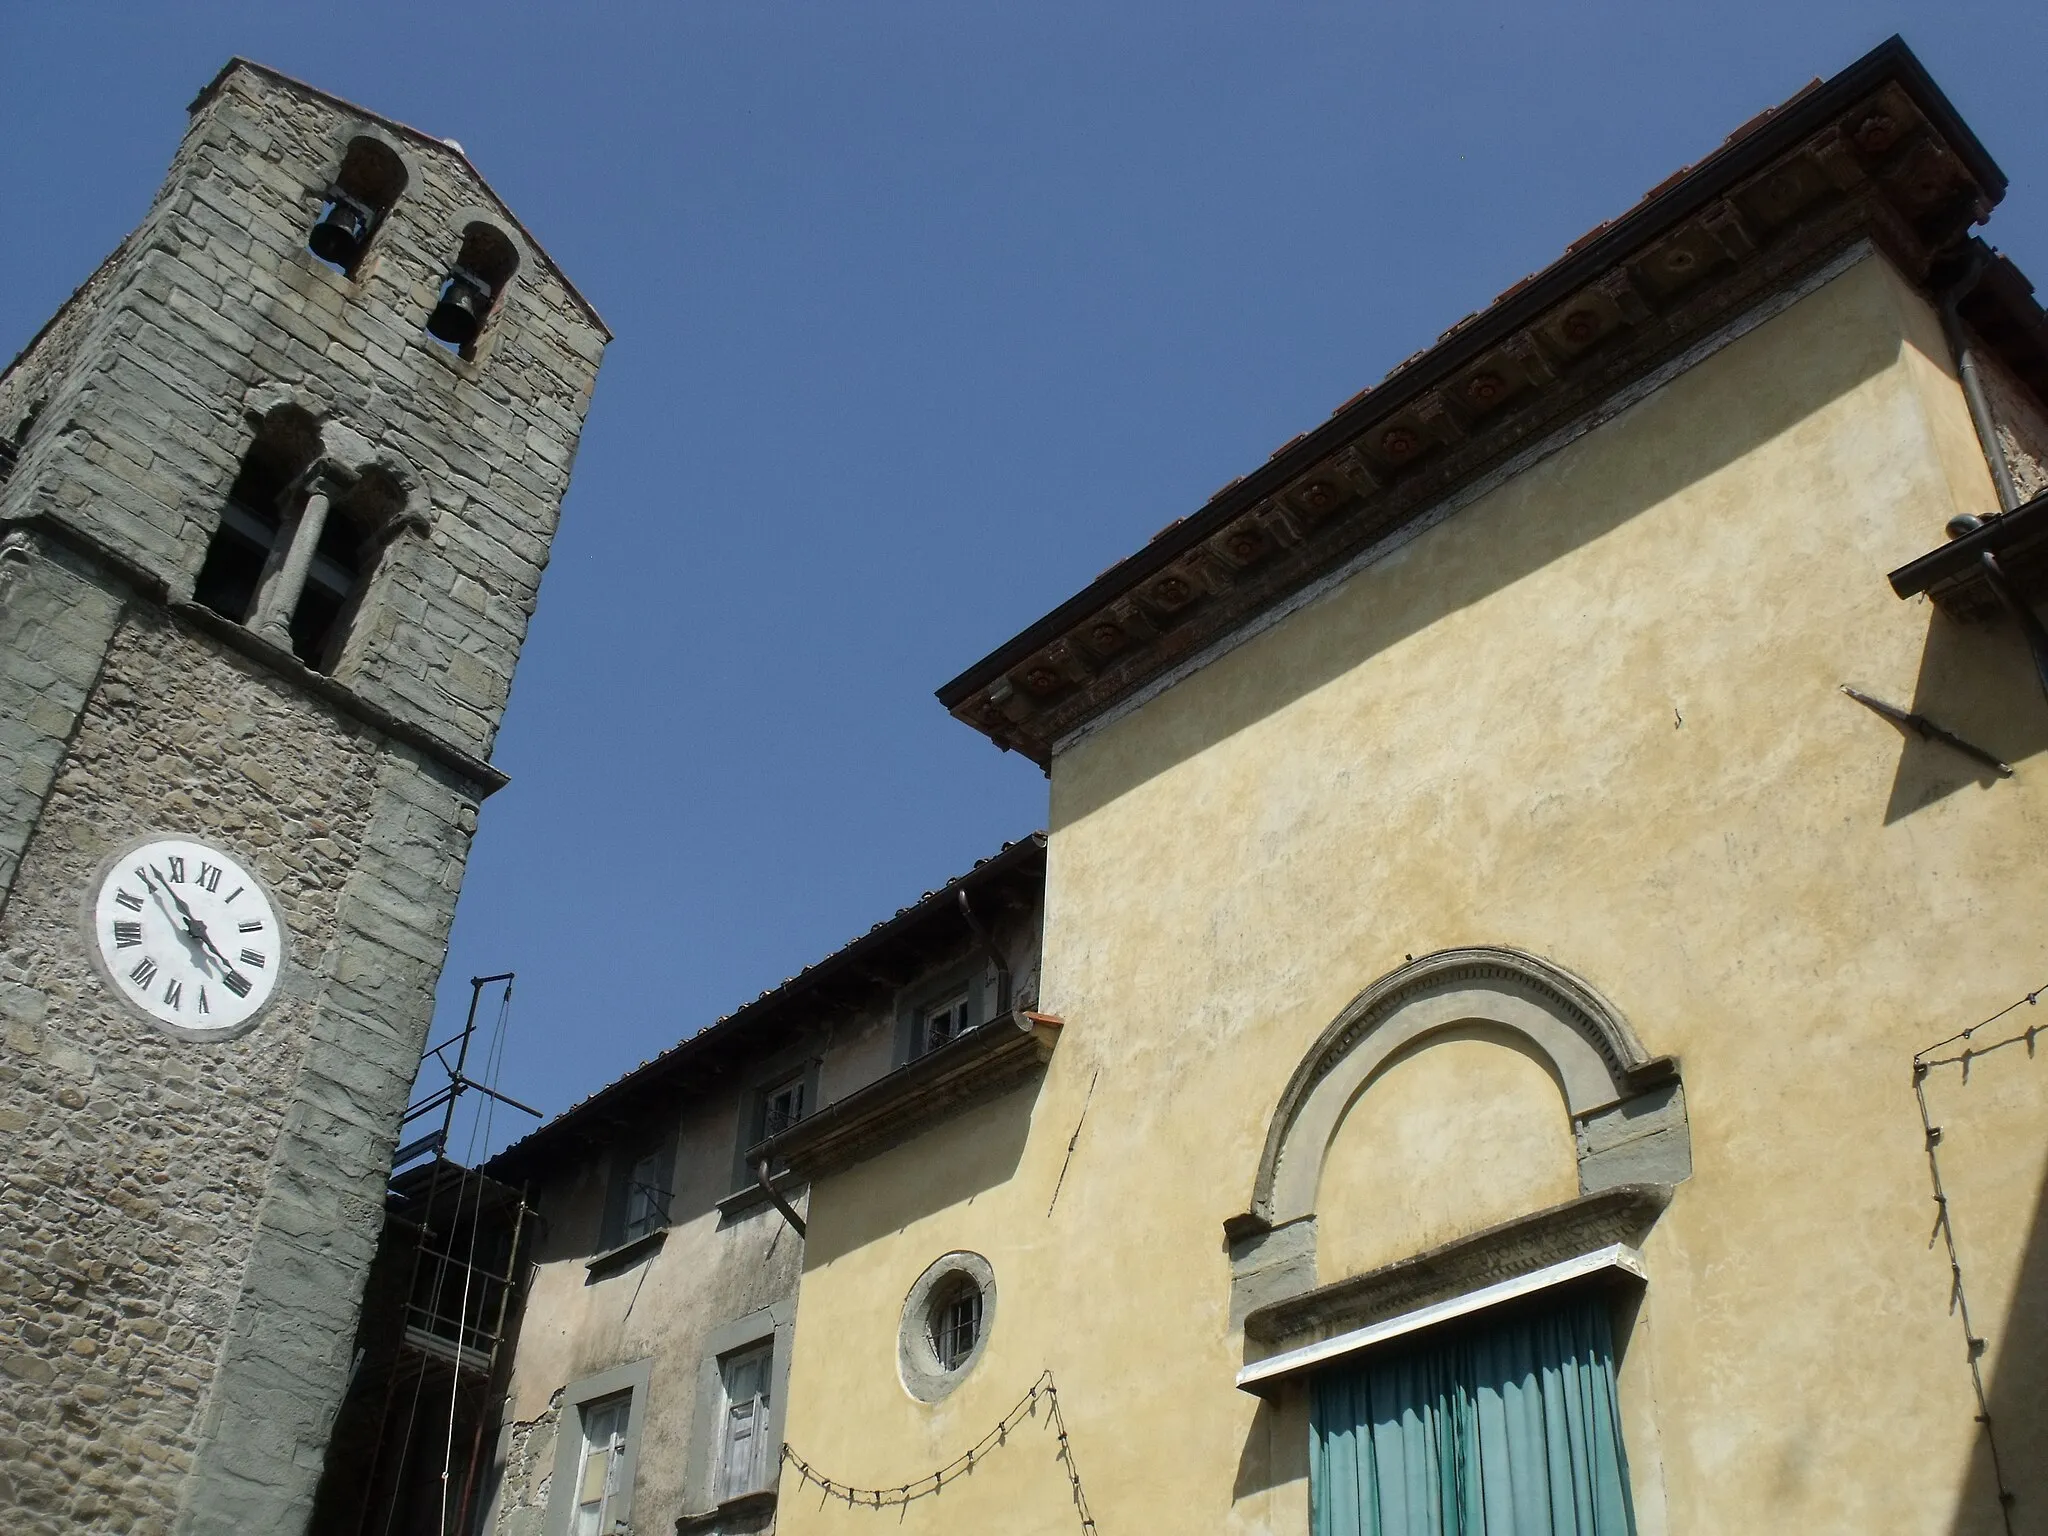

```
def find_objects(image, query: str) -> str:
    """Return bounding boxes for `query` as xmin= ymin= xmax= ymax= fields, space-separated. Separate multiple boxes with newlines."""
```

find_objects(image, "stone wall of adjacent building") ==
xmin=1980 ymin=348 xmax=2048 ymax=505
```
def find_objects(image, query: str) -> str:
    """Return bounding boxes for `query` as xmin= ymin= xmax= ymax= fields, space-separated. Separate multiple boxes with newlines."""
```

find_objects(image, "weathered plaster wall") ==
xmin=1314 ymin=1030 xmax=1579 ymax=1283
xmin=491 ymin=1198 xmax=803 ymax=1535
xmin=776 ymin=251 xmax=2048 ymax=1535
xmin=487 ymin=900 xmax=1043 ymax=1536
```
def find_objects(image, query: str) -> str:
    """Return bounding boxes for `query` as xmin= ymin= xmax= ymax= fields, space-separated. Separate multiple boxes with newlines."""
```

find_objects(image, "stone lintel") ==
xmin=1239 ymin=1183 xmax=1673 ymax=1353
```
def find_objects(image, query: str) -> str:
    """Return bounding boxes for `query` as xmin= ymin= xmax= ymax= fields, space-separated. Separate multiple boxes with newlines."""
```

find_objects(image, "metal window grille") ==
xmin=621 ymin=1179 xmax=669 ymax=1243
xmin=762 ymin=1078 xmax=806 ymax=1139
xmin=923 ymin=992 xmax=973 ymax=1054
xmin=932 ymin=1286 xmax=982 ymax=1371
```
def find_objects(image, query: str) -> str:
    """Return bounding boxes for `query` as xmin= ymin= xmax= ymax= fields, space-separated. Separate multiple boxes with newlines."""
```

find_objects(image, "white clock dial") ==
xmin=90 ymin=837 xmax=284 ymax=1037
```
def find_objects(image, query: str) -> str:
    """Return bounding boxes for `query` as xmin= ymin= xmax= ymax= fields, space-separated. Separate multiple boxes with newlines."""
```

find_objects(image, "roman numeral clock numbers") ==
xmin=88 ymin=837 xmax=284 ymax=1038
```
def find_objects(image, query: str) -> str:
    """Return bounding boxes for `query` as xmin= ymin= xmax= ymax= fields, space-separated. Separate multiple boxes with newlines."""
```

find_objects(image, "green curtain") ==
xmin=1309 ymin=1294 xmax=1637 ymax=1536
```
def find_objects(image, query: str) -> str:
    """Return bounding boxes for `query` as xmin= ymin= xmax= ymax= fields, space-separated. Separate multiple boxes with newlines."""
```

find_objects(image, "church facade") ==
xmin=0 ymin=61 xmax=604 ymax=1535
xmin=768 ymin=37 xmax=2048 ymax=1536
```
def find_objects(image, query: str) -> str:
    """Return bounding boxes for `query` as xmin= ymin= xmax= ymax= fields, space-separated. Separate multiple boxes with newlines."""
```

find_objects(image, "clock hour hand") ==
xmin=144 ymin=865 xmax=232 ymax=972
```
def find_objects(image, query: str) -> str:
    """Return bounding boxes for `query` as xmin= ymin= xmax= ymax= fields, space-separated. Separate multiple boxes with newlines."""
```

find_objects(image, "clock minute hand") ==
xmin=145 ymin=865 xmax=232 ymax=971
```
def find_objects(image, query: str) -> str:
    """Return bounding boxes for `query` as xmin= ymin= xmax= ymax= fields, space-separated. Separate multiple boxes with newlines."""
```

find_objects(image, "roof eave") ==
xmin=483 ymin=833 xmax=1047 ymax=1176
xmin=935 ymin=35 xmax=2007 ymax=746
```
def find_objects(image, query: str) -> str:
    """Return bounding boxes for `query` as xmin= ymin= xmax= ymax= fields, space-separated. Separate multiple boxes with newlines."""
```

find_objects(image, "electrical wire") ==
xmin=1910 ymin=983 xmax=2044 ymax=1536
xmin=782 ymin=1369 xmax=1097 ymax=1531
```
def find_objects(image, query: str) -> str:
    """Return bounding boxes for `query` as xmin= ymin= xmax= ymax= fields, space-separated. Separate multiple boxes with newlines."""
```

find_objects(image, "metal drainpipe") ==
xmin=1939 ymin=246 xmax=2021 ymax=516
xmin=1937 ymin=249 xmax=2048 ymax=701
xmin=755 ymin=1157 xmax=806 ymax=1238
xmin=958 ymin=888 xmax=1012 ymax=1015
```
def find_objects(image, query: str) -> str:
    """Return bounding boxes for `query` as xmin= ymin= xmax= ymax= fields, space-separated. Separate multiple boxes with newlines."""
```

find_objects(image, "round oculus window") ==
xmin=898 ymin=1252 xmax=996 ymax=1403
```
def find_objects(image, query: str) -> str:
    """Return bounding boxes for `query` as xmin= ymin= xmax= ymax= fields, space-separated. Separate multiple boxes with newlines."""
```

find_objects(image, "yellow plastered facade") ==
xmin=777 ymin=250 xmax=2048 ymax=1535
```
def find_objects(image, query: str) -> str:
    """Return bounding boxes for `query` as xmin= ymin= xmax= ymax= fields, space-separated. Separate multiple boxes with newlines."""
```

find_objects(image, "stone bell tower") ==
xmin=0 ymin=61 xmax=606 ymax=1534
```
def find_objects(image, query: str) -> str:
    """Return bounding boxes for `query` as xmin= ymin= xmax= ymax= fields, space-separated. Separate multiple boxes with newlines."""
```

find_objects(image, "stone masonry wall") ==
xmin=1979 ymin=350 xmax=2048 ymax=505
xmin=487 ymin=1390 xmax=564 ymax=1536
xmin=0 ymin=611 xmax=382 ymax=1535
xmin=0 ymin=531 xmax=127 ymax=915
xmin=0 ymin=234 xmax=133 ymax=444
xmin=178 ymin=738 xmax=479 ymax=1534
xmin=0 ymin=58 xmax=600 ymax=1534
xmin=2 ymin=62 xmax=604 ymax=764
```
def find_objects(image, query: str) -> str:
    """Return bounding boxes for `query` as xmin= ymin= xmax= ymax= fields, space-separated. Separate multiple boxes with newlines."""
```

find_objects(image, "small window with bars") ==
xmin=922 ymin=990 xmax=975 ymax=1055
xmin=620 ymin=1149 xmax=669 ymax=1244
xmin=760 ymin=1074 xmax=806 ymax=1141
xmin=930 ymin=1279 xmax=983 ymax=1372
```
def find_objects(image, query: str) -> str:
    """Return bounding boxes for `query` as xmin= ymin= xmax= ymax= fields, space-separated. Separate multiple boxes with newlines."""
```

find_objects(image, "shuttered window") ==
xmin=1310 ymin=1294 xmax=1635 ymax=1536
xmin=718 ymin=1344 xmax=775 ymax=1499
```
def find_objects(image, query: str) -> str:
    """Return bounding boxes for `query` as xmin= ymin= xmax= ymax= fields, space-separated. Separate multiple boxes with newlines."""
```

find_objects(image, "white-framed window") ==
xmin=571 ymin=1392 xmax=631 ymax=1536
xmin=922 ymin=990 xmax=974 ymax=1054
xmin=716 ymin=1343 xmax=775 ymax=1500
xmin=620 ymin=1149 xmax=669 ymax=1244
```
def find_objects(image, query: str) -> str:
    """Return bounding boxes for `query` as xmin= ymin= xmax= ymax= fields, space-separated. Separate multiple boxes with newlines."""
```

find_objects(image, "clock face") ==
xmin=89 ymin=837 xmax=284 ymax=1037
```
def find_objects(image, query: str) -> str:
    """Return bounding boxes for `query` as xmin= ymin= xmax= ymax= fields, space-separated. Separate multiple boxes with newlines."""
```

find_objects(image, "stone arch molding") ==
xmin=1253 ymin=947 xmax=1681 ymax=1227
xmin=1225 ymin=948 xmax=1689 ymax=1332
xmin=238 ymin=382 xmax=431 ymax=532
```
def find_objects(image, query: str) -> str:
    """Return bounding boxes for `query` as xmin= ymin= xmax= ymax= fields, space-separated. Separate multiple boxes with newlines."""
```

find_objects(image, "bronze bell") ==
xmin=308 ymin=192 xmax=372 ymax=268
xmin=426 ymin=266 xmax=492 ymax=346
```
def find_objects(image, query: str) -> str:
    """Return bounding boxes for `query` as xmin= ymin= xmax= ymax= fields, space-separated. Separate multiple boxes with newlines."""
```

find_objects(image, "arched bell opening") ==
xmin=308 ymin=136 xmax=409 ymax=275
xmin=427 ymin=222 xmax=520 ymax=357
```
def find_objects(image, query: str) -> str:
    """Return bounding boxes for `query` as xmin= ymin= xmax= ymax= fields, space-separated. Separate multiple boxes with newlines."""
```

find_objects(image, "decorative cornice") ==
xmin=936 ymin=39 xmax=2008 ymax=766
xmin=760 ymin=1011 xmax=1062 ymax=1182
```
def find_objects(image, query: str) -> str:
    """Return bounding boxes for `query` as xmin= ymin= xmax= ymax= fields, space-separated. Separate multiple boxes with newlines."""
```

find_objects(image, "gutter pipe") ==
xmin=755 ymin=1157 xmax=807 ymax=1239
xmin=1938 ymin=246 xmax=2048 ymax=701
xmin=958 ymin=889 xmax=1012 ymax=1015
xmin=1940 ymin=243 xmax=2021 ymax=516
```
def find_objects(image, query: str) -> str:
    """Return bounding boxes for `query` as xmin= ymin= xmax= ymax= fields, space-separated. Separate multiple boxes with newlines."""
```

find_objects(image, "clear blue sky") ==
xmin=7 ymin=3 xmax=2045 ymax=1154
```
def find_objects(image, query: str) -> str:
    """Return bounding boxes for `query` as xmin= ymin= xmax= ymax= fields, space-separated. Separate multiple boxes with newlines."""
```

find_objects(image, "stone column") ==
xmin=251 ymin=471 xmax=337 ymax=649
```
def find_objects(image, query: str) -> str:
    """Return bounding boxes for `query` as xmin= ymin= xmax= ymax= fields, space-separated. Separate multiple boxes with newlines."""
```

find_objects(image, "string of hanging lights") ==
xmin=780 ymin=1369 xmax=1098 ymax=1531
